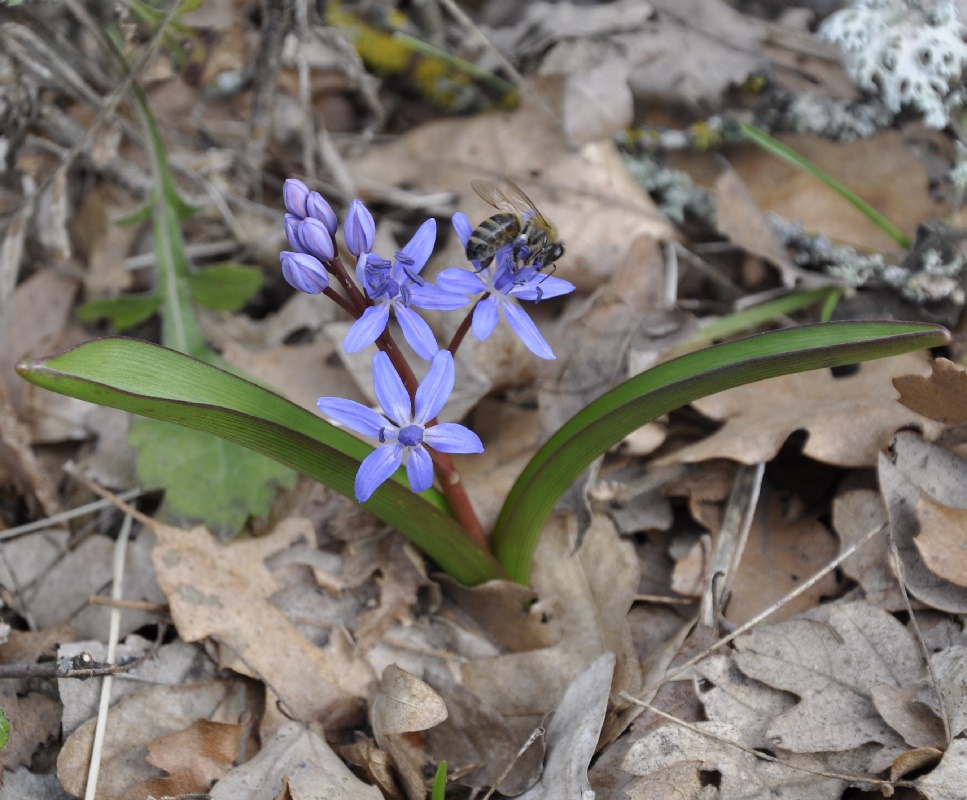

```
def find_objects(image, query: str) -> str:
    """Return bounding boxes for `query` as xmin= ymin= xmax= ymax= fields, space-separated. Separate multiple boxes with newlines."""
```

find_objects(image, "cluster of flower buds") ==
xmin=278 ymin=178 xmax=575 ymax=501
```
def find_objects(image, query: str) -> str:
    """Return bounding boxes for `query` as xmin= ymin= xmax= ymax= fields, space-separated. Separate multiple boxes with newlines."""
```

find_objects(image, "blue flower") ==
xmin=280 ymin=251 xmax=329 ymax=294
xmin=317 ymin=350 xmax=483 ymax=502
xmin=436 ymin=213 xmax=575 ymax=359
xmin=345 ymin=218 xmax=469 ymax=360
xmin=345 ymin=199 xmax=376 ymax=256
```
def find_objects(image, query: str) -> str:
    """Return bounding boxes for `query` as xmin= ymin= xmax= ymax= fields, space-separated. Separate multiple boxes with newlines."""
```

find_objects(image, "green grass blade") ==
xmin=740 ymin=123 xmax=910 ymax=249
xmin=492 ymin=321 xmax=949 ymax=583
xmin=686 ymin=285 xmax=844 ymax=349
xmin=431 ymin=762 xmax=447 ymax=800
xmin=16 ymin=338 xmax=505 ymax=585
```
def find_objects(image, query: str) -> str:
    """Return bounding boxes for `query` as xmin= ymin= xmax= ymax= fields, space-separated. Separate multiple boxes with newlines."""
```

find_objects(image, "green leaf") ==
xmin=431 ymin=762 xmax=447 ymax=800
xmin=739 ymin=123 xmax=910 ymax=249
xmin=115 ymin=200 xmax=153 ymax=226
xmin=187 ymin=263 xmax=264 ymax=312
xmin=0 ymin=707 xmax=9 ymax=750
xmin=492 ymin=321 xmax=950 ymax=583
xmin=129 ymin=418 xmax=295 ymax=540
xmin=16 ymin=337 xmax=505 ymax=585
xmin=76 ymin=294 xmax=162 ymax=330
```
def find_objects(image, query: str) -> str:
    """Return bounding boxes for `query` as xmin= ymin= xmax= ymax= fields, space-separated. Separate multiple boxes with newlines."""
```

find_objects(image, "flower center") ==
xmin=398 ymin=424 xmax=424 ymax=447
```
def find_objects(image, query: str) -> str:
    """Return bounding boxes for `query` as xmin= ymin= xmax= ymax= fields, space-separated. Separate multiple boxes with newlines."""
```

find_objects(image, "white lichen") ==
xmin=819 ymin=0 xmax=967 ymax=128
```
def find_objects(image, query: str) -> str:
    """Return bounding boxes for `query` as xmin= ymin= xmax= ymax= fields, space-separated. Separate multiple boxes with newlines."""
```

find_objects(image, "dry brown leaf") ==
xmin=31 ymin=530 xmax=164 ymax=640
xmin=725 ymin=131 xmax=946 ymax=253
xmin=726 ymin=495 xmax=839 ymax=625
xmin=0 ymin=768 xmax=74 ymax=800
xmin=0 ymin=625 xmax=70 ymax=772
xmin=879 ymin=432 xmax=967 ymax=612
xmin=425 ymin=668 xmax=545 ymax=795
xmin=916 ymin=738 xmax=967 ymax=800
xmin=732 ymin=601 xmax=916 ymax=770
xmin=832 ymin=488 xmax=904 ymax=610
xmin=208 ymin=721 xmax=382 ymax=800
xmin=462 ymin=515 xmax=641 ymax=722
xmin=58 ymin=680 xmax=252 ymax=799
xmin=715 ymin=168 xmax=801 ymax=287
xmin=371 ymin=665 xmax=447 ymax=741
xmin=664 ymin=352 xmax=938 ymax=468
xmin=129 ymin=718 xmax=250 ymax=799
xmin=151 ymin=518 xmax=371 ymax=729
xmin=894 ymin=357 xmax=967 ymax=426
xmin=870 ymin=683 xmax=945 ymax=749
xmin=913 ymin=493 xmax=967 ymax=589
xmin=622 ymin=720 xmax=848 ymax=799
xmin=931 ymin=646 xmax=967 ymax=738
xmin=891 ymin=746 xmax=944 ymax=781
xmin=514 ymin=653 xmax=615 ymax=800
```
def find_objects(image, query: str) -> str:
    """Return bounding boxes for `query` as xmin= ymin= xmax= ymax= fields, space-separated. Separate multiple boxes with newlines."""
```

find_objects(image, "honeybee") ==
xmin=466 ymin=179 xmax=564 ymax=275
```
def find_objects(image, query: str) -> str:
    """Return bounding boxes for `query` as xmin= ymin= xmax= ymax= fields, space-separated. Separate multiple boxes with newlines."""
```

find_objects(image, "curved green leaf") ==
xmin=492 ymin=321 xmax=950 ymax=583
xmin=16 ymin=337 xmax=505 ymax=585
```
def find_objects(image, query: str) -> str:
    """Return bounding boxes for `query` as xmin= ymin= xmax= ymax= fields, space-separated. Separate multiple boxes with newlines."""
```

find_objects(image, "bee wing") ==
xmin=471 ymin=179 xmax=548 ymax=221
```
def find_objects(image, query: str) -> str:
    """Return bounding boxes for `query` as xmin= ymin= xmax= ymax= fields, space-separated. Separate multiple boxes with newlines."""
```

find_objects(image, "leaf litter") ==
xmin=4 ymin=0 xmax=967 ymax=798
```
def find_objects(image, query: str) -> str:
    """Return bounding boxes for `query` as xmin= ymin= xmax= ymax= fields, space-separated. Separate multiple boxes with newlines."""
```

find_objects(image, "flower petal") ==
xmin=344 ymin=305 xmax=389 ymax=353
xmin=401 ymin=218 xmax=436 ymax=273
xmin=414 ymin=350 xmax=454 ymax=424
xmin=471 ymin=296 xmax=499 ymax=340
xmin=396 ymin=305 xmax=439 ymax=361
xmin=424 ymin=422 xmax=483 ymax=454
xmin=405 ymin=445 xmax=435 ymax=493
xmin=316 ymin=396 xmax=388 ymax=438
xmin=355 ymin=444 xmax=403 ymax=502
xmin=436 ymin=267 xmax=487 ymax=294
xmin=451 ymin=212 xmax=473 ymax=247
xmin=372 ymin=351 xmax=412 ymax=427
xmin=512 ymin=274 xmax=575 ymax=302
xmin=409 ymin=283 xmax=470 ymax=311
xmin=503 ymin=302 xmax=555 ymax=359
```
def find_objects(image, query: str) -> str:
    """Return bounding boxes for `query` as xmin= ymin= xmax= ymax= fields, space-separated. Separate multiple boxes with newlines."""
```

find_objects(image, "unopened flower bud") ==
xmin=300 ymin=217 xmax=335 ymax=262
xmin=283 ymin=179 xmax=310 ymax=218
xmin=307 ymin=191 xmax=338 ymax=235
xmin=280 ymin=251 xmax=329 ymax=294
xmin=344 ymin=199 xmax=376 ymax=256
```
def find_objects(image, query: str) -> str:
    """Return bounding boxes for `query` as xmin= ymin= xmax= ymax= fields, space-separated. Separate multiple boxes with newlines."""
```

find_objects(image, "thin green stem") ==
xmin=740 ymin=123 xmax=910 ymax=249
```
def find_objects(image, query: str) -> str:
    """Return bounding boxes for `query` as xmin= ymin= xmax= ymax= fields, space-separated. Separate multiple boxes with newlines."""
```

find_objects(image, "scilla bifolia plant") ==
xmin=17 ymin=180 xmax=950 ymax=585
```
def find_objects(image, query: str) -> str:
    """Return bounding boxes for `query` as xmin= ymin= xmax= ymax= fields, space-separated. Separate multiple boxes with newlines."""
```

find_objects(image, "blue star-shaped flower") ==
xmin=345 ymin=218 xmax=469 ymax=360
xmin=436 ymin=213 xmax=575 ymax=359
xmin=317 ymin=350 xmax=483 ymax=502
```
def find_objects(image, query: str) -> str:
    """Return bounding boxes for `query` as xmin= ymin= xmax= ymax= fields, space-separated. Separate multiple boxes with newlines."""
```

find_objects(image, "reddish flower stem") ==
xmin=446 ymin=294 xmax=488 ymax=357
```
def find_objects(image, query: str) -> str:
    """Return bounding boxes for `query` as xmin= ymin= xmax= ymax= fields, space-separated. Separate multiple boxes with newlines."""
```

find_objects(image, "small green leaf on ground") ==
xmin=187 ymin=263 xmax=264 ymax=312
xmin=76 ymin=295 xmax=162 ymax=330
xmin=128 ymin=418 xmax=295 ymax=540
xmin=0 ymin=707 xmax=10 ymax=749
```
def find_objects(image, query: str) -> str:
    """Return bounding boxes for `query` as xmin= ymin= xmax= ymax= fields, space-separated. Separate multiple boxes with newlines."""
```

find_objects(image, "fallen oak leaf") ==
xmin=151 ymin=518 xmax=371 ymax=730
xmin=894 ymin=357 xmax=967 ymax=426
xmin=913 ymin=492 xmax=967 ymax=590
xmin=732 ymin=601 xmax=917 ymax=772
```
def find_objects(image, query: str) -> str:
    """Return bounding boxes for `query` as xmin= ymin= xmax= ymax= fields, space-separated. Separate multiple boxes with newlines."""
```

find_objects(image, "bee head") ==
xmin=543 ymin=242 xmax=564 ymax=266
